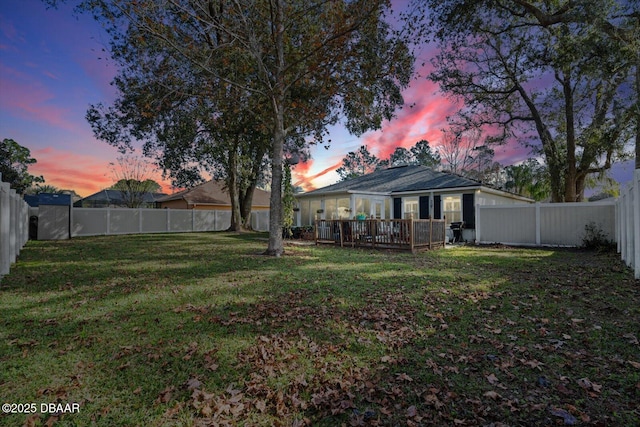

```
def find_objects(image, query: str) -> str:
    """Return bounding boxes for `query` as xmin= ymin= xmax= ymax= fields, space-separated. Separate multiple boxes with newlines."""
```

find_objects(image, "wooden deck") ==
xmin=315 ymin=219 xmax=446 ymax=252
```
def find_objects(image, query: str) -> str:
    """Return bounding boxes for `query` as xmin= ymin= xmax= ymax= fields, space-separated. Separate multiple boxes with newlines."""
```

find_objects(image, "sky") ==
xmin=0 ymin=0 xmax=635 ymax=198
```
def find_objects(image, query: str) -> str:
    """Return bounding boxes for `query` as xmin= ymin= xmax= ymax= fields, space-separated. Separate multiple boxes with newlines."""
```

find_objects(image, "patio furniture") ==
xmin=450 ymin=221 xmax=465 ymax=243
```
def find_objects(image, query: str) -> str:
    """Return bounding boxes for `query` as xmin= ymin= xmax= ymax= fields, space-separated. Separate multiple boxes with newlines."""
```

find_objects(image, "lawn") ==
xmin=0 ymin=233 xmax=638 ymax=426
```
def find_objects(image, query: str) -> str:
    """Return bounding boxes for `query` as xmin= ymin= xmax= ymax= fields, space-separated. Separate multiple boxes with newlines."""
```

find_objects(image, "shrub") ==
xmin=581 ymin=222 xmax=615 ymax=252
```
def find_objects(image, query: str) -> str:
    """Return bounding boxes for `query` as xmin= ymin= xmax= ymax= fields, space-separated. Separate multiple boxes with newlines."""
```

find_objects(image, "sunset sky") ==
xmin=0 ymin=0 xmax=635 ymax=197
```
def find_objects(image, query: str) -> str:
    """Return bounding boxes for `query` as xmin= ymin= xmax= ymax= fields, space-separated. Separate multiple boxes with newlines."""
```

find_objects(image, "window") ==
xmin=337 ymin=198 xmax=351 ymax=219
xmin=442 ymin=195 xmax=461 ymax=226
xmin=325 ymin=199 xmax=337 ymax=218
xmin=403 ymin=197 xmax=418 ymax=219
xmin=355 ymin=198 xmax=371 ymax=217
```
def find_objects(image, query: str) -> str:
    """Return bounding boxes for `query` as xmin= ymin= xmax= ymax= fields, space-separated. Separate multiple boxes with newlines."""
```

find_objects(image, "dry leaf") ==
xmin=186 ymin=378 xmax=202 ymax=391
xmin=406 ymin=405 xmax=417 ymax=417
xmin=483 ymin=390 xmax=501 ymax=400
xmin=486 ymin=373 xmax=499 ymax=385
xmin=627 ymin=360 xmax=640 ymax=369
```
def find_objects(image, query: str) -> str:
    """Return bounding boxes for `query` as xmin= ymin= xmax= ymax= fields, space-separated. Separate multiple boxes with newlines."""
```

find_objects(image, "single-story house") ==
xmin=295 ymin=165 xmax=533 ymax=241
xmin=156 ymin=180 xmax=271 ymax=211
xmin=74 ymin=189 xmax=168 ymax=208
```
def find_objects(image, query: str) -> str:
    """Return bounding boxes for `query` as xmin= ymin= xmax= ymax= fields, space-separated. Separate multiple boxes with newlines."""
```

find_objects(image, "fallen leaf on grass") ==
xmin=521 ymin=359 xmax=544 ymax=370
xmin=577 ymin=377 xmax=602 ymax=394
xmin=44 ymin=415 xmax=59 ymax=427
xmin=396 ymin=373 xmax=413 ymax=382
xmin=406 ymin=405 xmax=417 ymax=417
xmin=623 ymin=333 xmax=639 ymax=345
xmin=627 ymin=360 xmax=640 ymax=369
xmin=550 ymin=407 xmax=577 ymax=425
xmin=483 ymin=390 xmax=501 ymax=400
xmin=156 ymin=386 xmax=174 ymax=404
xmin=24 ymin=414 xmax=40 ymax=427
xmin=556 ymin=383 xmax=572 ymax=395
xmin=185 ymin=377 xmax=202 ymax=391
xmin=254 ymin=399 xmax=267 ymax=413
xmin=486 ymin=373 xmax=499 ymax=385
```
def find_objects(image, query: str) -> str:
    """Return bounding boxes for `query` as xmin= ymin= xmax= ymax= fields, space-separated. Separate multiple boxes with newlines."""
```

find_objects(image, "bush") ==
xmin=283 ymin=226 xmax=313 ymax=239
xmin=581 ymin=222 xmax=616 ymax=252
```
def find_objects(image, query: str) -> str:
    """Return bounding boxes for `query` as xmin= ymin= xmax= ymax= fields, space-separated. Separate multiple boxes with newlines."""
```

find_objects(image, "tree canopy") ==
xmin=48 ymin=0 xmax=420 ymax=255
xmin=0 ymin=138 xmax=44 ymax=194
xmin=425 ymin=0 xmax=637 ymax=202
xmin=337 ymin=140 xmax=442 ymax=181
xmin=336 ymin=145 xmax=381 ymax=181
xmin=109 ymin=156 xmax=161 ymax=208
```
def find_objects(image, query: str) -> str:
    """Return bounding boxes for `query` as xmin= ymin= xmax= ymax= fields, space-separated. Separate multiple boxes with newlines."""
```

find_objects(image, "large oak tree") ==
xmin=48 ymin=0 xmax=418 ymax=255
xmin=425 ymin=0 xmax=637 ymax=202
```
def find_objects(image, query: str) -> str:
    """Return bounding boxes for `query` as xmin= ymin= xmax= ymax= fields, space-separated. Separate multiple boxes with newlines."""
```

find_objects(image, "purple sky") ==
xmin=0 ymin=0 xmax=635 ymax=197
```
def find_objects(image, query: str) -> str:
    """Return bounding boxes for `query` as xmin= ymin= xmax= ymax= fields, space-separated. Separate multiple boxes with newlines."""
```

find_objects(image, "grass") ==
xmin=0 ymin=232 xmax=638 ymax=426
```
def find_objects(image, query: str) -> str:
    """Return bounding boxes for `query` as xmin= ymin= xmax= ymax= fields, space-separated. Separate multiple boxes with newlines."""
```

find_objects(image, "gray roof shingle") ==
xmin=300 ymin=165 xmax=481 ymax=196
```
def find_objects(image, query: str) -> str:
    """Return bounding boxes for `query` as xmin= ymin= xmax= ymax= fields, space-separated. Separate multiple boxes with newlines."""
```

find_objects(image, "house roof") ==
xmin=157 ymin=180 xmax=271 ymax=207
xmin=79 ymin=189 xmax=168 ymax=204
xmin=299 ymin=165 xmax=484 ymax=196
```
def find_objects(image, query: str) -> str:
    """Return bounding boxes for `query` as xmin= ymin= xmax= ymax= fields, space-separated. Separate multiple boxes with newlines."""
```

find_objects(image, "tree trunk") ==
xmin=240 ymin=185 xmax=255 ymax=230
xmin=265 ymin=107 xmax=285 ymax=256
xmin=575 ymin=172 xmax=587 ymax=202
xmin=265 ymin=0 xmax=285 ymax=256
xmin=562 ymin=70 xmax=577 ymax=202
xmin=227 ymin=146 xmax=243 ymax=232
xmin=240 ymin=145 xmax=268 ymax=230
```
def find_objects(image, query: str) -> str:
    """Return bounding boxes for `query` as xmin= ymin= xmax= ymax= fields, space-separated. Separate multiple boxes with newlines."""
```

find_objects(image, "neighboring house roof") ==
xmin=299 ymin=165 xmax=485 ymax=196
xmin=78 ymin=189 xmax=168 ymax=205
xmin=157 ymin=180 xmax=271 ymax=207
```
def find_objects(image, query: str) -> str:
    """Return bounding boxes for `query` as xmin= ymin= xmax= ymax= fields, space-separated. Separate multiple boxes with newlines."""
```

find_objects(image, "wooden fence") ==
xmin=315 ymin=218 xmax=446 ymax=252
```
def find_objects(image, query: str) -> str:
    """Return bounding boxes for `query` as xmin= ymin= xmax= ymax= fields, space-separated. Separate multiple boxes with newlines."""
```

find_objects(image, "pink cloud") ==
xmin=0 ymin=65 xmax=77 ymax=131
xmin=30 ymin=147 xmax=174 ymax=197
xmin=362 ymin=78 xmax=460 ymax=160
xmin=42 ymin=70 xmax=59 ymax=80
xmin=0 ymin=15 xmax=22 ymax=45
xmin=293 ymin=160 xmax=343 ymax=191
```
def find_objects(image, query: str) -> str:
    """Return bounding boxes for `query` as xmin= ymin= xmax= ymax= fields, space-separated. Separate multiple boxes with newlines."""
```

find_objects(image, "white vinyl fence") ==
xmin=475 ymin=201 xmax=616 ymax=247
xmin=70 ymin=208 xmax=269 ymax=237
xmin=0 ymin=174 xmax=29 ymax=279
xmin=617 ymin=169 xmax=640 ymax=279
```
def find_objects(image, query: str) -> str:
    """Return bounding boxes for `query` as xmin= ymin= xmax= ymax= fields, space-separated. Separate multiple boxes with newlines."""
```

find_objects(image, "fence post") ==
xmin=626 ymin=184 xmax=634 ymax=267
xmin=535 ymin=203 xmax=541 ymax=246
xmin=9 ymin=189 xmax=17 ymax=265
xmin=409 ymin=219 xmax=414 ymax=252
xmin=0 ymin=179 xmax=10 ymax=277
xmin=634 ymin=170 xmax=640 ymax=279
xmin=620 ymin=191 xmax=628 ymax=262
xmin=616 ymin=197 xmax=621 ymax=254
xmin=475 ymin=205 xmax=481 ymax=244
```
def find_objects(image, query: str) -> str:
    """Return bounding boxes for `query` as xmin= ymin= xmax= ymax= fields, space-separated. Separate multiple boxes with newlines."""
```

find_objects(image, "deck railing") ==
xmin=315 ymin=218 xmax=446 ymax=252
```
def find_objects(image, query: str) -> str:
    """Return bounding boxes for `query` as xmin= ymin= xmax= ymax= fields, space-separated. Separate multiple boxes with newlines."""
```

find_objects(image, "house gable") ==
xmin=157 ymin=180 xmax=271 ymax=210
